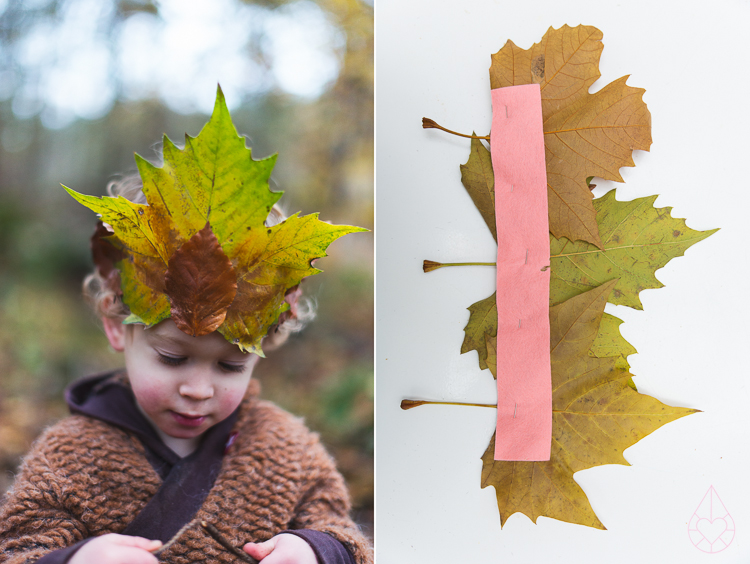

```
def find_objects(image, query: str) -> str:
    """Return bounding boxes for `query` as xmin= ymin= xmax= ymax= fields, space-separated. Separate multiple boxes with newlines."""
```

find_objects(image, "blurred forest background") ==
xmin=0 ymin=0 xmax=373 ymax=536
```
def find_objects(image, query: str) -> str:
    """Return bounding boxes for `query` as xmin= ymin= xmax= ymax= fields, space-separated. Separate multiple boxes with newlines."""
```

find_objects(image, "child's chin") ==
xmin=166 ymin=426 xmax=203 ymax=437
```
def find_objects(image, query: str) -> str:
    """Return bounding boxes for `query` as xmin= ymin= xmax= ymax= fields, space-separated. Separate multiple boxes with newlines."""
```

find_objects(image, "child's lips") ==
xmin=170 ymin=411 xmax=207 ymax=427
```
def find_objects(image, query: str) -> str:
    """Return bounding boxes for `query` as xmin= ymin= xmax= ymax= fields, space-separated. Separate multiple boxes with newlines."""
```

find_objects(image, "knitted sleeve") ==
xmin=288 ymin=436 xmax=373 ymax=564
xmin=0 ymin=427 xmax=88 ymax=564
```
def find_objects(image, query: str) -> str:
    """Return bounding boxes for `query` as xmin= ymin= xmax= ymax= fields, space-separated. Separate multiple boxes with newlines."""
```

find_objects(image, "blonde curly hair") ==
xmin=83 ymin=174 xmax=314 ymax=352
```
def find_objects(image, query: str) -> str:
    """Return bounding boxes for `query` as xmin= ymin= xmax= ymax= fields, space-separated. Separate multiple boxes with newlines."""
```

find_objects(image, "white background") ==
xmin=375 ymin=1 xmax=750 ymax=562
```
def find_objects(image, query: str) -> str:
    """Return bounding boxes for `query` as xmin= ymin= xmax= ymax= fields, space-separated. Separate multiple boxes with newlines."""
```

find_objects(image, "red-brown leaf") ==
xmin=164 ymin=223 xmax=238 ymax=336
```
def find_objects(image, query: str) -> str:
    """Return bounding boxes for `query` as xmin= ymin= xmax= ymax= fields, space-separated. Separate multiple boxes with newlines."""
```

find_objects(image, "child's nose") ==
xmin=179 ymin=381 xmax=214 ymax=400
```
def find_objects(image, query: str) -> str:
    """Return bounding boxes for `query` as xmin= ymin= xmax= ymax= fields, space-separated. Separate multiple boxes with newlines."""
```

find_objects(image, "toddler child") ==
xmin=0 ymin=89 xmax=371 ymax=564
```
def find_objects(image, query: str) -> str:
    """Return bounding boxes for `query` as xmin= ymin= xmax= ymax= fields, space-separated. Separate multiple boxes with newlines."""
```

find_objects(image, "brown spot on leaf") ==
xmin=531 ymin=54 xmax=545 ymax=81
xmin=673 ymin=230 xmax=681 ymax=237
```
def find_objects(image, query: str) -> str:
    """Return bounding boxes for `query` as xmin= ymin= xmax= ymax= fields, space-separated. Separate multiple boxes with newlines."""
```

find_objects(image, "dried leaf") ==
xmin=490 ymin=25 xmax=603 ymax=115
xmin=461 ymin=292 xmax=497 ymax=370
xmin=221 ymin=212 xmax=366 ymax=353
xmin=480 ymin=281 xmax=697 ymax=528
xmin=90 ymin=222 xmax=124 ymax=278
xmin=218 ymin=279 xmax=288 ymax=355
xmin=484 ymin=312 xmax=631 ymax=384
xmin=550 ymin=190 xmax=718 ymax=309
xmin=489 ymin=24 xmax=652 ymax=247
xmin=460 ymin=137 xmax=496 ymax=241
xmin=484 ymin=332 xmax=497 ymax=379
xmin=164 ymin=223 xmax=238 ymax=337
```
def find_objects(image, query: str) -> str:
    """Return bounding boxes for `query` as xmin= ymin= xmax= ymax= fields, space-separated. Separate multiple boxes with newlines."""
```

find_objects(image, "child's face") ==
xmin=103 ymin=318 xmax=256 ymax=440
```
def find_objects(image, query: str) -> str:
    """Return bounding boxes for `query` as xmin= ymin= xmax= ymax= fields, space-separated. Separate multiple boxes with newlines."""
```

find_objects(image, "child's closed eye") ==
xmin=218 ymin=362 xmax=246 ymax=373
xmin=157 ymin=352 xmax=187 ymax=367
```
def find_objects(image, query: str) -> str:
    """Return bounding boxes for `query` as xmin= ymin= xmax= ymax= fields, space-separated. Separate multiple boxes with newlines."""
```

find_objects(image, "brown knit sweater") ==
xmin=0 ymin=382 xmax=372 ymax=564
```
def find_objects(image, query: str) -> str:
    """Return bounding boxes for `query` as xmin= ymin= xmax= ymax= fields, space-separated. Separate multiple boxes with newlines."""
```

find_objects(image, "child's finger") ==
xmin=108 ymin=534 xmax=163 ymax=552
xmin=243 ymin=537 xmax=277 ymax=560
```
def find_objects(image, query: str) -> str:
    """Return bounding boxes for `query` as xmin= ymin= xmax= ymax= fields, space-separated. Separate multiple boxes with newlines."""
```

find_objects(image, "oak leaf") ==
xmin=480 ymin=280 xmax=697 ymax=528
xmin=65 ymin=86 xmax=365 ymax=354
xmin=489 ymin=24 xmax=652 ymax=248
xmin=550 ymin=190 xmax=718 ymax=309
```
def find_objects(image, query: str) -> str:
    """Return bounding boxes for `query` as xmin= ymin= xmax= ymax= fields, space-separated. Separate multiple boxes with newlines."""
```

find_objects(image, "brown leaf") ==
xmin=164 ymin=223 xmax=238 ymax=336
xmin=490 ymin=25 xmax=603 ymax=116
xmin=460 ymin=137 xmax=497 ymax=241
xmin=90 ymin=221 xmax=125 ymax=278
xmin=481 ymin=281 xmax=697 ymax=528
xmin=489 ymin=25 xmax=651 ymax=248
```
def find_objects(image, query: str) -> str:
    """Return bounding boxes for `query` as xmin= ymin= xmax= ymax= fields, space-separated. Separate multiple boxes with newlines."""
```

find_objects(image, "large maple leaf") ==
xmin=480 ymin=280 xmax=697 ymax=528
xmin=65 ymin=86 xmax=365 ymax=355
xmin=489 ymin=24 xmax=652 ymax=248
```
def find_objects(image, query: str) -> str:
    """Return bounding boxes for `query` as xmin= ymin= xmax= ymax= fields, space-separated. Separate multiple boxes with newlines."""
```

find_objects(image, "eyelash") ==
xmin=219 ymin=363 xmax=246 ymax=374
xmin=157 ymin=353 xmax=186 ymax=366
xmin=156 ymin=353 xmax=245 ymax=373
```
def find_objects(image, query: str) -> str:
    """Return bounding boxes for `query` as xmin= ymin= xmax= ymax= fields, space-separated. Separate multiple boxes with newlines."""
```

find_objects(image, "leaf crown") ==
xmin=65 ymin=86 xmax=366 ymax=356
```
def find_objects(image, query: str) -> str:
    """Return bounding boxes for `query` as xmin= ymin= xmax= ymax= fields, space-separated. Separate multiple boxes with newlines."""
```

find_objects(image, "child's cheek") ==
xmin=132 ymin=381 xmax=172 ymax=414
xmin=217 ymin=383 xmax=248 ymax=417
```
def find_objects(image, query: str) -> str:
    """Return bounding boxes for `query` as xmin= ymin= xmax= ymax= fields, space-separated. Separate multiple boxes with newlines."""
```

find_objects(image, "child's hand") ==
xmin=243 ymin=533 xmax=318 ymax=564
xmin=69 ymin=534 xmax=162 ymax=564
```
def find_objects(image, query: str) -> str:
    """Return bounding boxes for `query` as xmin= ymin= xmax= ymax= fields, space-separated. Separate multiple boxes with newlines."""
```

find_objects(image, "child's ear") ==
xmin=102 ymin=317 xmax=127 ymax=352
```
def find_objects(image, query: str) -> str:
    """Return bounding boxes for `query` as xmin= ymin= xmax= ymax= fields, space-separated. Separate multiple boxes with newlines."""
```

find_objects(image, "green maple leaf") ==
xmin=460 ymin=188 xmax=714 ymax=371
xmin=65 ymin=86 xmax=365 ymax=354
xmin=550 ymin=190 xmax=718 ymax=309
xmin=480 ymin=280 xmax=697 ymax=528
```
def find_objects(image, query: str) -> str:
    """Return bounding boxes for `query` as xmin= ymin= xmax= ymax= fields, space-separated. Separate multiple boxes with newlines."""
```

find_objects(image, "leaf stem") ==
xmin=424 ymin=260 xmax=550 ymax=272
xmin=401 ymin=399 xmax=496 ymax=410
xmin=422 ymin=118 xmax=490 ymax=140
xmin=152 ymin=520 xmax=199 ymax=556
xmin=201 ymin=521 xmax=259 ymax=564
xmin=423 ymin=260 xmax=496 ymax=272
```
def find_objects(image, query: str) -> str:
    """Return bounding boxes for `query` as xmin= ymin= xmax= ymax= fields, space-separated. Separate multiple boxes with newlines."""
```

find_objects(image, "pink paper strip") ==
xmin=491 ymin=84 xmax=551 ymax=461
